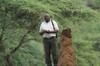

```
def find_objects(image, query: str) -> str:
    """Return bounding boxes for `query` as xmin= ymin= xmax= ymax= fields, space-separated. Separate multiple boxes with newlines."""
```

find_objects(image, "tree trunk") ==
xmin=5 ymin=54 xmax=15 ymax=66
xmin=0 ymin=39 xmax=15 ymax=66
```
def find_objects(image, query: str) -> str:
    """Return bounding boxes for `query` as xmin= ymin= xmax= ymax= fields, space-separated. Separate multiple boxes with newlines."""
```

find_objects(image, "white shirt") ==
xmin=39 ymin=20 xmax=59 ymax=38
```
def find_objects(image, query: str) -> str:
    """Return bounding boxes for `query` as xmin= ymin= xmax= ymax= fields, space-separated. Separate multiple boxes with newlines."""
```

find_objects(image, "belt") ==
xmin=44 ymin=36 xmax=55 ymax=39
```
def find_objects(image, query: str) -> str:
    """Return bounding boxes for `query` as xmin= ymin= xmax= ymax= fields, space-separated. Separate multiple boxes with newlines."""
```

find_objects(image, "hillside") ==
xmin=0 ymin=0 xmax=100 ymax=66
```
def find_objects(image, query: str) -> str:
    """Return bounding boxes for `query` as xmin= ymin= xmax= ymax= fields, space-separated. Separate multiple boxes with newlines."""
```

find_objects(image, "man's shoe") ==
xmin=54 ymin=64 xmax=57 ymax=66
xmin=47 ymin=65 xmax=52 ymax=66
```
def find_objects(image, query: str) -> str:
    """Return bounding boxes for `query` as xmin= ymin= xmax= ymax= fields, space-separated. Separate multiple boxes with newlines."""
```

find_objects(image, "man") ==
xmin=39 ymin=13 xmax=59 ymax=66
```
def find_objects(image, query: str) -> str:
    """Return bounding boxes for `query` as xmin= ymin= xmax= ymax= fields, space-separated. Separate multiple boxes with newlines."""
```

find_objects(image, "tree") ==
xmin=0 ymin=0 xmax=40 ymax=66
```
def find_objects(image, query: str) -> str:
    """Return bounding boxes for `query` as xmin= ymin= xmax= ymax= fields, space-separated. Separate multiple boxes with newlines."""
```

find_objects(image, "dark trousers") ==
xmin=43 ymin=37 xmax=58 ymax=66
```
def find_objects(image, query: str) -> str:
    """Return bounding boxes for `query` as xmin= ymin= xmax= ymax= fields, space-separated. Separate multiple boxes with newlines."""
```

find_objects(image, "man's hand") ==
xmin=46 ymin=30 xmax=51 ymax=33
xmin=40 ymin=30 xmax=47 ymax=35
xmin=43 ymin=30 xmax=47 ymax=33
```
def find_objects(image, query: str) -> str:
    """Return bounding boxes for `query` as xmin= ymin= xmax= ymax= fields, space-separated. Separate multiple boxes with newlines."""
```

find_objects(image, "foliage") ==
xmin=88 ymin=0 xmax=100 ymax=7
xmin=0 ymin=0 xmax=100 ymax=66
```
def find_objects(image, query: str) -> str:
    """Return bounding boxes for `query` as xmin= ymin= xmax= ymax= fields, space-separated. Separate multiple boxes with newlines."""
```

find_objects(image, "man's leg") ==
xmin=43 ymin=38 xmax=52 ymax=66
xmin=50 ymin=37 xmax=58 ymax=66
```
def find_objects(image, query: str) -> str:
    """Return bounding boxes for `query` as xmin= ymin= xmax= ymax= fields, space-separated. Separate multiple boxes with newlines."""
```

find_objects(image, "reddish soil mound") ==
xmin=57 ymin=28 xmax=77 ymax=66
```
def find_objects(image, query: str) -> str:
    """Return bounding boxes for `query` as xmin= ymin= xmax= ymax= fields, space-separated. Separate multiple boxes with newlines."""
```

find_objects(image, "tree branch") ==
xmin=9 ymin=23 xmax=38 ymax=56
xmin=10 ymin=35 xmax=26 ymax=56
xmin=3 ymin=38 xmax=8 ymax=41
xmin=0 ymin=23 xmax=7 ymax=61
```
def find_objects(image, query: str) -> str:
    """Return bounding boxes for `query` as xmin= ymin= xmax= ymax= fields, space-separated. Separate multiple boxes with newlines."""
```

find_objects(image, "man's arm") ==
xmin=40 ymin=29 xmax=58 ymax=35
xmin=46 ymin=30 xmax=59 ymax=33
xmin=40 ymin=30 xmax=47 ymax=35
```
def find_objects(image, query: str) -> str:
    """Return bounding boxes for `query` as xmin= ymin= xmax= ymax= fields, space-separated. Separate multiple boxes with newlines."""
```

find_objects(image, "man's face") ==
xmin=44 ymin=14 xmax=50 ymax=22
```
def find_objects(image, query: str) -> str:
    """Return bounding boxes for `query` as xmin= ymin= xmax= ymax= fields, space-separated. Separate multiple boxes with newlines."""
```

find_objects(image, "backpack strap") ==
xmin=51 ymin=20 xmax=55 ymax=30
xmin=51 ymin=20 xmax=57 ymax=38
